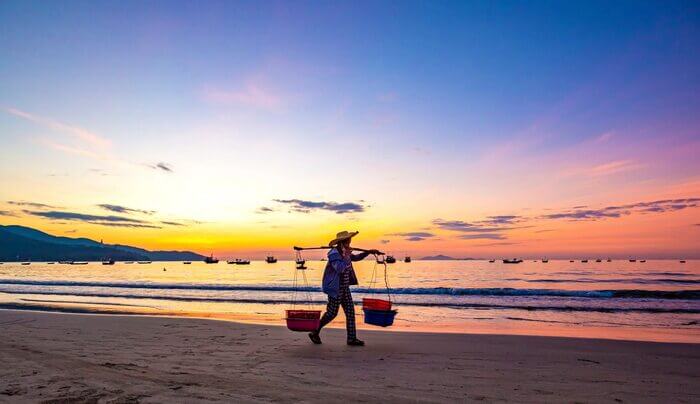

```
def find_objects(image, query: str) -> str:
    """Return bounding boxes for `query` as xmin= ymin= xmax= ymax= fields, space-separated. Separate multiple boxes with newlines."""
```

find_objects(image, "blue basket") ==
xmin=362 ymin=308 xmax=397 ymax=327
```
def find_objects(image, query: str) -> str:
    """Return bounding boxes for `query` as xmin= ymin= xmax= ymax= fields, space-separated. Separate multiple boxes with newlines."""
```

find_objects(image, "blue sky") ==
xmin=1 ymin=1 xmax=699 ymax=257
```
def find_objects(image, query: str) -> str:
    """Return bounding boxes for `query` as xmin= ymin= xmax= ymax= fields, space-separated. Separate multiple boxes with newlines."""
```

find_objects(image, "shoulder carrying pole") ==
xmin=293 ymin=246 xmax=385 ymax=255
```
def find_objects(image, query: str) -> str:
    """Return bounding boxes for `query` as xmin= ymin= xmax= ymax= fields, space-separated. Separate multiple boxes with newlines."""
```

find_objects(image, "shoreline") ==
xmin=2 ymin=301 xmax=699 ymax=344
xmin=1 ymin=309 xmax=699 ymax=402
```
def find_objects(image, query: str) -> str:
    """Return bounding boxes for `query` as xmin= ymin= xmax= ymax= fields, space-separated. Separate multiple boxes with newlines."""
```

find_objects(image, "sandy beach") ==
xmin=0 ymin=310 xmax=698 ymax=403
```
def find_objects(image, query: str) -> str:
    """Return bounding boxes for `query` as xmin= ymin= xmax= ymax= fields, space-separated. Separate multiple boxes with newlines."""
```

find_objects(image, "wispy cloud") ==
xmin=390 ymin=232 xmax=436 ymax=242
xmin=594 ymin=131 xmax=614 ymax=144
xmin=380 ymin=239 xmax=390 ymax=244
xmin=7 ymin=201 xmax=56 ymax=209
xmin=97 ymin=204 xmax=155 ymax=215
xmin=203 ymin=82 xmax=283 ymax=109
xmin=4 ymin=107 xmax=111 ymax=149
xmin=256 ymin=206 xmax=275 ymax=214
xmin=458 ymin=234 xmax=506 ymax=240
xmin=474 ymin=241 xmax=521 ymax=247
xmin=541 ymin=198 xmax=700 ymax=221
xmin=160 ymin=221 xmax=186 ymax=226
xmin=145 ymin=162 xmax=173 ymax=173
xmin=0 ymin=210 xmax=18 ymax=217
xmin=432 ymin=219 xmax=519 ymax=233
xmin=587 ymin=159 xmax=644 ymax=177
xmin=23 ymin=210 xmax=161 ymax=228
xmin=273 ymin=199 xmax=366 ymax=214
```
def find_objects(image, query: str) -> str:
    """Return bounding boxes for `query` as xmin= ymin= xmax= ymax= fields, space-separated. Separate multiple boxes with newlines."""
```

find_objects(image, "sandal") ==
xmin=308 ymin=332 xmax=322 ymax=345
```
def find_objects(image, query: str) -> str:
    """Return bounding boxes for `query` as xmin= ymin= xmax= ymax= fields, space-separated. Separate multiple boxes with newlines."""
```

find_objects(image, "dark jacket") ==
xmin=321 ymin=248 xmax=369 ymax=298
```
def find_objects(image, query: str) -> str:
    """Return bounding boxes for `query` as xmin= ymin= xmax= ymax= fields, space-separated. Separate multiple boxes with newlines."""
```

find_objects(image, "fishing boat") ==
xmin=235 ymin=259 xmax=250 ymax=265
xmin=124 ymin=261 xmax=134 ymax=264
xmin=542 ymin=259 xmax=549 ymax=263
xmin=503 ymin=258 xmax=523 ymax=264
xmin=58 ymin=260 xmax=71 ymax=264
xmin=102 ymin=259 xmax=115 ymax=265
xmin=595 ymin=259 xmax=602 ymax=263
xmin=640 ymin=260 xmax=646 ymax=263
xmin=404 ymin=256 xmax=411 ymax=263
xmin=607 ymin=258 xmax=612 ymax=262
xmin=680 ymin=260 xmax=686 ymax=263
xmin=204 ymin=254 xmax=218 ymax=264
xmin=569 ymin=260 xmax=574 ymax=262
xmin=21 ymin=262 xmax=31 ymax=265
xmin=47 ymin=262 xmax=55 ymax=264
xmin=70 ymin=261 xmax=88 ymax=265
xmin=183 ymin=261 xmax=192 ymax=264
xmin=581 ymin=259 xmax=588 ymax=263
xmin=265 ymin=256 xmax=278 ymax=263
xmin=385 ymin=255 xmax=396 ymax=264
xmin=137 ymin=261 xmax=152 ymax=264
xmin=629 ymin=259 xmax=636 ymax=262
xmin=488 ymin=259 xmax=495 ymax=263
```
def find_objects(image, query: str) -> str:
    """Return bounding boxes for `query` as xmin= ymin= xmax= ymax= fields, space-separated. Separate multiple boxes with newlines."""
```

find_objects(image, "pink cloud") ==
xmin=202 ymin=83 xmax=283 ymax=109
xmin=4 ymin=107 xmax=111 ymax=149
xmin=587 ymin=159 xmax=644 ymax=177
xmin=594 ymin=131 xmax=614 ymax=144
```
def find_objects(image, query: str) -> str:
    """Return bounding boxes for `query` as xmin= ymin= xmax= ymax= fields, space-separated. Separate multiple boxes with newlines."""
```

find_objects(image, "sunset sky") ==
xmin=1 ymin=1 xmax=699 ymax=258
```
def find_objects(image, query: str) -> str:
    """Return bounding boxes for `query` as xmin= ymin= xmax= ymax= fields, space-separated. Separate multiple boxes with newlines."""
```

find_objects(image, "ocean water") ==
xmin=0 ymin=259 xmax=698 ymax=343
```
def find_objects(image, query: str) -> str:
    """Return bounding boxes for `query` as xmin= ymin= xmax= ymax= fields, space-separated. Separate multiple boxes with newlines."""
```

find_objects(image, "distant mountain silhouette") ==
xmin=419 ymin=254 xmax=478 ymax=260
xmin=0 ymin=225 xmax=205 ymax=262
xmin=420 ymin=254 xmax=457 ymax=260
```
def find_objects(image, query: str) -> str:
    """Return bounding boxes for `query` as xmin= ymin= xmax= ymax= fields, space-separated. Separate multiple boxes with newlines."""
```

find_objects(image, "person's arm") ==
xmin=350 ymin=251 xmax=370 ymax=261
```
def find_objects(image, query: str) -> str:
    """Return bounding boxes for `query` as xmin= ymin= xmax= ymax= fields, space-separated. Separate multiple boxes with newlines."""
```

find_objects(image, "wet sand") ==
xmin=0 ymin=309 xmax=698 ymax=403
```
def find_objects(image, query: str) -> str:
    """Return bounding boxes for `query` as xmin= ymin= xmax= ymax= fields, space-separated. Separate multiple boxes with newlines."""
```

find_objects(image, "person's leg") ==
xmin=309 ymin=296 xmax=340 ymax=344
xmin=340 ymin=288 xmax=357 ymax=341
xmin=314 ymin=296 xmax=340 ymax=336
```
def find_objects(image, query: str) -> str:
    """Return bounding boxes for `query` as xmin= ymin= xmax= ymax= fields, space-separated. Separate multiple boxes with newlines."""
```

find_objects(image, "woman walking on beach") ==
xmin=309 ymin=231 xmax=377 ymax=346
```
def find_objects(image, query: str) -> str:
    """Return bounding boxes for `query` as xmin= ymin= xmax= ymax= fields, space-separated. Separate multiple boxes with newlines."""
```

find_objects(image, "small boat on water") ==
xmin=102 ymin=259 xmax=115 ymax=265
xmin=70 ymin=261 xmax=88 ymax=265
xmin=629 ymin=259 xmax=636 ymax=262
xmin=607 ymin=258 xmax=612 ymax=262
xmin=183 ymin=261 xmax=192 ymax=264
xmin=265 ymin=256 xmax=278 ymax=263
xmin=204 ymin=254 xmax=218 ymax=264
xmin=488 ymin=259 xmax=495 ymax=263
xmin=58 ymin=260 xmax=71 ymax=264
xmin=47 ymin=262 xmax=55 ymax=264
xmin=503 ymin=258 xmax=523 ymax=264
xmin=542 ymin=259 xmax=549 ymax=263
xmin=124 ymin=261 xmax=134 ymax=264
xmin=404 ymin=256 xmax=411 ymax=263
xmin=137 ymin=261 xmax=152 ymax=264
xmin=680 ymin=260 xmax=686 ymax=263
xmin=640 ymin=260 xmax=646 ymax=263
xmin=235 ymin=259 xmax=250 ymax=265
xmin=21 ymin=262 xmax=31 ymax=265
xmin=581 ymin=259 xmax=588 ymax=263
xmin=595 ymin=259 xmax=602 ymax=263
xmin=385 ymin=255 xmax=396 ymax=264
xmin=569 ymin=260 xmax=574 ymax=262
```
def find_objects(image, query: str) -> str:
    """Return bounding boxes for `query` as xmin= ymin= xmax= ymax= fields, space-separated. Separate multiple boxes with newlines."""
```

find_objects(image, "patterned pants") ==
xmin=318 ymin=270 xmax=356 ymax=340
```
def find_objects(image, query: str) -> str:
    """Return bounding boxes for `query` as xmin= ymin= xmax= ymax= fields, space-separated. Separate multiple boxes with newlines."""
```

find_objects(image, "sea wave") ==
xmin=0 ymin=279 xmax=699 ymax=300
xmin=1 ymin=290 xmax=699 ymax=314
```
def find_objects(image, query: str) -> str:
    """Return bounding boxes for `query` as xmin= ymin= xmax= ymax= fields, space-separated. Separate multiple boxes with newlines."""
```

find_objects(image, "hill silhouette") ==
xmin=0 ymin=225 xmax=204 ymax=262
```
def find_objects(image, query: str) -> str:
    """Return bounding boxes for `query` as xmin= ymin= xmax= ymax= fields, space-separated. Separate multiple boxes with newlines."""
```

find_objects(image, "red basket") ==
xmin=285 ymin=310 xmax=321 ymax=332
xmin=362 ymin=298 xmax=392 ymax=311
